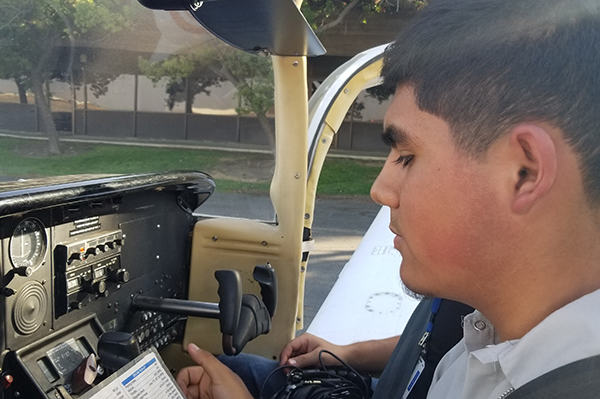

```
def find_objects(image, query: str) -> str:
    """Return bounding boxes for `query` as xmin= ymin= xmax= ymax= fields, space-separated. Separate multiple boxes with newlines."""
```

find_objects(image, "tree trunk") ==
xmin=185 ymin=78 xmax=194 ymax=114
xmin=213 ymin=65 xmax=276 ymax=152
xmin=256 ymin=112 xmax=275 ymax=152
xmin=31 ymin=34 xmax=61 ymax=155
xmin=15 ymin=78 xmax=28 ymax=104
xmin=31 ymin=70 xmax=60 ymax=155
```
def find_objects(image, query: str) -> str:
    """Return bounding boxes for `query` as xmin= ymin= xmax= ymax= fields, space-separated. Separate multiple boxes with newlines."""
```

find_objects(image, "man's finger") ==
xmin=287 ymin=351 xmax=318 ymax=368
xmin=187 ymin=343 xmax=227 ymax=381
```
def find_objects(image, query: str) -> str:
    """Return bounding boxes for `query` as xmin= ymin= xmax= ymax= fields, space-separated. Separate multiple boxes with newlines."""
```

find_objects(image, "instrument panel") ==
xmin=0 ymin=172 xmax=214 ymax=399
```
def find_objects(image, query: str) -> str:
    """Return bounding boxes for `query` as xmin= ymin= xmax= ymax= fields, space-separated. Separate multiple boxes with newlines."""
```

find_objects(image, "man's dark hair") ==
xmin=381 ymin=0 xmax=600 ymax=205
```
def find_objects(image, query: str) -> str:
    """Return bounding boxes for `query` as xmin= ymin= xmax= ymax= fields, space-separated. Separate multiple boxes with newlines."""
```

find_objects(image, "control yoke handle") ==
xmin=131 ymin=265 xmax=277 ymax=356
xmin=215 ymin=270 xmax=242 ymax=355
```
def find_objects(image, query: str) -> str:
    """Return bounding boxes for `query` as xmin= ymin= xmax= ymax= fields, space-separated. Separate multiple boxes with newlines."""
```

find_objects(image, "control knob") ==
xmin=69 ymin=252 xmax=84 ymax=263
xmin=86 ymin=247 xmax=101 ymax=257
xmin=14 ymin=266 xmax=33 ymax=277
xmin=110 ymin=269 xmax=130 ymax=284
xmin=87 ymin=280 xmax=106 ymax=295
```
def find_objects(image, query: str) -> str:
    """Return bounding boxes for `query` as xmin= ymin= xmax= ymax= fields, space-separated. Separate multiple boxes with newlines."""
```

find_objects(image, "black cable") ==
xmin=266 ymin=350 xmax=371 ymax=399
xmin=260 ymin=364 xmax=302 ymax=399
xmin=317 ymin=350 xmax=370 ymax=398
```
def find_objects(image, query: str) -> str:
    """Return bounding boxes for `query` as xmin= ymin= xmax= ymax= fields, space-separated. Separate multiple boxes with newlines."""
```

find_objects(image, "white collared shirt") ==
xmin=426 ymin=289 xmax=600 ymax=399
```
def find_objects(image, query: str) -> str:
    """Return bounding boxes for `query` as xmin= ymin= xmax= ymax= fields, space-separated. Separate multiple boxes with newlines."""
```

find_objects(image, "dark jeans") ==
xmin=218 ymin=353 xmax=287 ymax=399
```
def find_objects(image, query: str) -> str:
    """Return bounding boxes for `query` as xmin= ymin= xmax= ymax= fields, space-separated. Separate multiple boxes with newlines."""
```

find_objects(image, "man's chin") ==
xmin=401 ymin=282 xmax=433 ymax=301
xmin=399 ymin=264 xmax=435 ymax=300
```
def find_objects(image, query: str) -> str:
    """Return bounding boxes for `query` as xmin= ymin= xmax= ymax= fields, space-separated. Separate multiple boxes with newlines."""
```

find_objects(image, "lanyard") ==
xmin=418 ymin=298 xmax=442 ymax=353
xmin=403 ymin=298 xmax=442 ymax=399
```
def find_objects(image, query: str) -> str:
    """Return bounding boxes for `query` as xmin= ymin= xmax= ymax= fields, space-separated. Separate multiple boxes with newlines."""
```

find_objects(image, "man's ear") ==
xmin=509 ymin=124 xmax=557 ymax=214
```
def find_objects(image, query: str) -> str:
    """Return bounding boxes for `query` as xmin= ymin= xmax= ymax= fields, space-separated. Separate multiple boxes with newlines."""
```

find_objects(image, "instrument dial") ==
xmin=9 ymin=218 xmax=47 ymax=273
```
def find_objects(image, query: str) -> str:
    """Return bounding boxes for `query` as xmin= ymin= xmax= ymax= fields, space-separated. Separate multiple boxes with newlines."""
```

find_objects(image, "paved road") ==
xmin=198 ymin=192 xmax=382 ymax=333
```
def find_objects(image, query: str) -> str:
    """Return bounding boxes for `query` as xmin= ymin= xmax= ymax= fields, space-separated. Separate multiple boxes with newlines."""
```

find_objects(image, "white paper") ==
xmin=80 ymin=348 xmax=185 ymax=399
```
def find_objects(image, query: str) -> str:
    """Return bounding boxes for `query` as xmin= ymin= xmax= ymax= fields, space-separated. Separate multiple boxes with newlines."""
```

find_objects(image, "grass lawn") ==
xmin=0 ymin=135 xmax=384 ymax=196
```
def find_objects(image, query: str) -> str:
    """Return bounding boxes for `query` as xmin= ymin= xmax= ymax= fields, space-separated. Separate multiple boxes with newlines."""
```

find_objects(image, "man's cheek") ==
xmin=411 ymin=217 xmax=477 ymax=271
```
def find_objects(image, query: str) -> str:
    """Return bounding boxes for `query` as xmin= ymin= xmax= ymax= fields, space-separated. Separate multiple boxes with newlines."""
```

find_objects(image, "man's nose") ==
xmin=370 ymin=164 xmax=396 ymax=207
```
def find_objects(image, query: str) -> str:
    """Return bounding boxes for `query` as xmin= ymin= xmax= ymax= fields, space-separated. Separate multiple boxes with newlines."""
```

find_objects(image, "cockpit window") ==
xmin=0 ymin=1 xmax=276 ymax=219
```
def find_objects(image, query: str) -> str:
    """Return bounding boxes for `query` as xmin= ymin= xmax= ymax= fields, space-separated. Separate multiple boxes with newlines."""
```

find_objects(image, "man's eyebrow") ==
xmin=381 ymin=125 xmax=413 ymax=148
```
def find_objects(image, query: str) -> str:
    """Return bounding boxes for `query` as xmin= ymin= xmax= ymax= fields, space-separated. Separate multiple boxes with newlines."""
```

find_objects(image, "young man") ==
xmin=177 ymin=0 xmax=600 ymax=397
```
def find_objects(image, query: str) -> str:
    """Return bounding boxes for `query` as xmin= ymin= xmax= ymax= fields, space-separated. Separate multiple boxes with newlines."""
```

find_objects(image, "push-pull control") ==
xmin=131 ymin=264 xmax=277 ymax=355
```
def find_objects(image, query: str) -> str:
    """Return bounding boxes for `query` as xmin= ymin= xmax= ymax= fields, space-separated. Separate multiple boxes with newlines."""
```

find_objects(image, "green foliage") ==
xmin=140 ymin=43 xmax=274 ymax=118
xmin=225 ymin=52 xmax=274 ymax=116
xmin=0 ymin=0 xmax=137 ymax=153
xmin=301 ymin=0 xmax=428 ymax=32
xmin=139 ymin=48 xmax=224 ymax=112
xmin=73 ymin=0 xmax=136 ymax=34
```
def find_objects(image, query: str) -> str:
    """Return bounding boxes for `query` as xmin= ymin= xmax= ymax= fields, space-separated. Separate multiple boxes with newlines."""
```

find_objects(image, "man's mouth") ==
xmin=389 ymin=225 xmax=404 ymax=248
xmin=389 ymin=225 xmax=402 ymax=238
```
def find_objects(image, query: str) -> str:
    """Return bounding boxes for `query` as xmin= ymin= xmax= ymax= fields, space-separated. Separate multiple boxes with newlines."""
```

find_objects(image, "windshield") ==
xmin=0 ymin=0 xmax=280 ymax=218
xmin=0 ymin=0 xmax=403 ymax=220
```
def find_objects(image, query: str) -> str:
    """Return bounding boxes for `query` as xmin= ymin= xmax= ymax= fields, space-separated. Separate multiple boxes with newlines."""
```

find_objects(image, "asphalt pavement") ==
xmin=198 ymin=192 xmax=382 ymax=333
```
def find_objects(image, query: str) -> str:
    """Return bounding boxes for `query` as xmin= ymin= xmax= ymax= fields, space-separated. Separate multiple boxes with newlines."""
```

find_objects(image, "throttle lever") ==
xmin=214 ymin=270 xmax=242 ymax=355
xmin=228 ymin=264 xmax=278 ymax=354
xmin=253 ymin=264 xmax=277 ymax=317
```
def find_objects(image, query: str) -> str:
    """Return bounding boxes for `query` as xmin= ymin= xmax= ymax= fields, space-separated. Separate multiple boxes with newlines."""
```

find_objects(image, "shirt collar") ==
xmin=462 ymin=288 xmax=600 ymax=390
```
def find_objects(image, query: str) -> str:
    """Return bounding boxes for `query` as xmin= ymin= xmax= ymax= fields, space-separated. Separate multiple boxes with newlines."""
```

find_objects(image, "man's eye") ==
xmin=394 ymin=155 xmax=414 ymax=167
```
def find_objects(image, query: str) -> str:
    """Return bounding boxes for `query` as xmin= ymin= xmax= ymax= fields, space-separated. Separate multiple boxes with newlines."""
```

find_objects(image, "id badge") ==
xmin=402 ymin=356 xmax=425 ymax=399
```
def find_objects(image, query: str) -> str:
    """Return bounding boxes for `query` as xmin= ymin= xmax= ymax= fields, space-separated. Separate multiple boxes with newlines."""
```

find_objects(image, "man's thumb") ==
xmin=287 ymin=352 xmax=315 ymax=368
xmin=187 ymin=343 xmax=221 ymax=378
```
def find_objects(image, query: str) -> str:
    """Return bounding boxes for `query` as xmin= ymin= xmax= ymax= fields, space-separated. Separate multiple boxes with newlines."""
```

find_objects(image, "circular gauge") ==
xmin=9 ymin=218 xmax=47 ymax=273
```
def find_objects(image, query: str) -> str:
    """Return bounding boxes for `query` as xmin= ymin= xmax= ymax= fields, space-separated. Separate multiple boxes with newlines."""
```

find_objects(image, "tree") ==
xmin=141 ymin=42 xmax=276 ymax=149
xmin=139 ymin=50 xmax=224 ymax=114
xmin=301 ymin=0 xmax=428 ymax=34
xmin=217 ymin=48 xmax=275 ymax=149
xmin=140 ymin=0 xmax=427 ymax=149
xmin=0 ymin=0 xmax=136 ymax=155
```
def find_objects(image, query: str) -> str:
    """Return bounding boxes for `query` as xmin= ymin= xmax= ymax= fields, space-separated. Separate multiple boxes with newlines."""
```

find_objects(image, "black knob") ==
xmin=14 ymin=267 xmax=33 ymax=277
xmin=69 ymin=252 xmax=84 ymax=263
xmin=111 ymin=269 xmax=130 ymax=284
xmin=88 ymin=281 xmax=106 ymax=295
xmin=1 ymin=287 xmax=15 ymax=297
xmin=86 ymin=247 xmax=100 ymax=257
xmin=71 ymin=301 xmax=83 ymax=310
xmin=117 ymin=269 xmax=130 ymax=283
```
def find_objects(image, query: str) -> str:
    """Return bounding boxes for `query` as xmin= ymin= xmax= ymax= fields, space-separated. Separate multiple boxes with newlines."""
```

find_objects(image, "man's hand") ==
xmin=279 ymin=333 xmax=347 ymax=368
xmin=176 ymin=343 xmax=253 ymax=399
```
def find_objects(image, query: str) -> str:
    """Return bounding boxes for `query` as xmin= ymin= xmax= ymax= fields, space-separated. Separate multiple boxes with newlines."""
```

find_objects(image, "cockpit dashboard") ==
xmin=0 ymin=172 xmax=214 ymax=398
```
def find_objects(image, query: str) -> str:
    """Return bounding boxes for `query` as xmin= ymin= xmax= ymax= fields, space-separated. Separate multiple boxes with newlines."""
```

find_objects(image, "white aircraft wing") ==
xmin=307 ymin=206 xmax=420 ymax=344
